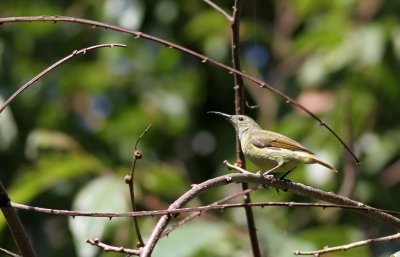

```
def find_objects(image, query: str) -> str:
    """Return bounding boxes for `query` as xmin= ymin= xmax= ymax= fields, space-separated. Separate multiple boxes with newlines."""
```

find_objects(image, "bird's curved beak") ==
xmin=207 ymin=111 xmax=232 ymax=120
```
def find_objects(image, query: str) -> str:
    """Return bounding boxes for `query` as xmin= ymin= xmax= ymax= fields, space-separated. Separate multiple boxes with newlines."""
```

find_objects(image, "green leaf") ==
xmin=8 ymin=153 xmax=103 ymax=205
xmin=257 ymin=219 xmax=315 ymax=257
xmin=139 ymin=164 xmax=189 ymax=200
xmin=0 ymin=152 xmax=104 ymax=231
xmin=69 ymin=175 xmax=128 ymax=257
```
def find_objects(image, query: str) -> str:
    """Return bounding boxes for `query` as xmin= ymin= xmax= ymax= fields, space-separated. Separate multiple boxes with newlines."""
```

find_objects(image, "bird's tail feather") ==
xmin=311 ymin=156 xmax=338 ymax=173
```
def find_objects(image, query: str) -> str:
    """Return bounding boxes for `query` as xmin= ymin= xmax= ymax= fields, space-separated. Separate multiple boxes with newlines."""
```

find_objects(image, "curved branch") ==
xmin=0 ymin=43 xmax=126 ymax=114
xmin=140 ymin=170 xmax=400 ymax=257
xmin=0 ymin=16 xmax=360 ymax=164
xmin=126 ymin=124 xmax=152 ymax=247
xmin=293 ymin=233 xmax=400 ymax=256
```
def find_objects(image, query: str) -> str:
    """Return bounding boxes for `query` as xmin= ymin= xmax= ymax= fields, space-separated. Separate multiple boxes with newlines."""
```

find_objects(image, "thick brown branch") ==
xmin=9 ymin=170 xmax=400 ymax=256
xmin=139 ymin=169 xmax=400 ymax=257
xmin=0 ymin=181 xmax=37 ymax=257
xmin=225 ymin=163 xmax=400 ymax=228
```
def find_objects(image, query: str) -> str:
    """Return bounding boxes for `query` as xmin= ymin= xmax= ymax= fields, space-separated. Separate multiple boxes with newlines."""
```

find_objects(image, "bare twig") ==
xmin=0 ymin=247 xmax=21 ymax=257
xmin=125 ymin=124 xmax=152 ymax=247
xmin=230 ymin=0 xmax=245 ymax=116
xmin=203 ymin=0 xmax=232 ymax=21
xmin=86 ymin=238 xmax=141 ymax=256
xmin=293 ymin=233 xmax=400 ymax=256
xmin=0 ymin=16 xmax=360 ymax=164
xmin=229 ymin=0 xmax=262 ymax=255
xmin=338 ymin=92 xmax=358 ymax=197
xmin=11 ymin=199 xmax=400 ymax=219
xmin=0 ymin=43 xmax=126 ymax=115
xmin=0 ymin=181 xmax=37 ymax=257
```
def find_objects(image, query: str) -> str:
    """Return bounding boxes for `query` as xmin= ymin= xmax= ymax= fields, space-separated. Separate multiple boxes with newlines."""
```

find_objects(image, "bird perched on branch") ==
xmin=209 ymin=111 xmax=337 ymax=179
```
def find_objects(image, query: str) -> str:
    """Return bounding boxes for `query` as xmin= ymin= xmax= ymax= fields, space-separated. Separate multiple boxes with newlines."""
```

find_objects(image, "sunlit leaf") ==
xmin=69 ymin=175 xmax=128 ymax=257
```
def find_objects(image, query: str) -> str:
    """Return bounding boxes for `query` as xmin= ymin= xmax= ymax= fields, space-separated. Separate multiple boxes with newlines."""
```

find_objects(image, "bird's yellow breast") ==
xmin=240 ymin=134 xmax=314 ymax=173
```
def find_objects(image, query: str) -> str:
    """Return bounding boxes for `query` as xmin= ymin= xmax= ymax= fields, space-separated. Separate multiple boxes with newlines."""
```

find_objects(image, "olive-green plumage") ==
xmin=209 ymin=111 xmax=337 ymax=177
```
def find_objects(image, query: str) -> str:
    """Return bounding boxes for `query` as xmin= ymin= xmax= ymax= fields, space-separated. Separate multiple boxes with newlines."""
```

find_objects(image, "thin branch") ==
xmin=203 ymin=0 xmax=232 ymax=21
xmin=126 ymin=124 xmax=152 ymax=247
xmin=338 ymin=92 xmax=358 ymax=197
xmin=11 ymin=199 xmax=400 ymax=219
xmin=230 ymin=0 xmax=245 ymax=118
xmin=0 ymin=16 xmax=360 ymax=165
xmin=293 ymin=233 xmax=400 ymax=256
xmin=0 ymin=247 xmax=21 ymax=257
xmin=0 ymin=43 xmax=126 ymax=115
xmin=0 ymin=181 xmax=37 ymax=257
xmin=7 ymin=166 xmax=399 ymax=224
xmin=223 ymin=162 xmax=400 ymax=227
xmin=229 ymin=0 xmax=262 ymax=255
xmin=86 ymin=238 xmax=140 ymax=256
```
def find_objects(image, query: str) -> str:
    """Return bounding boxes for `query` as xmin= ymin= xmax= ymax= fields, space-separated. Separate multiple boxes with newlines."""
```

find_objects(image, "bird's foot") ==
xmin=277 ymin=176 xmax=292 ymax=192
xmin=262 ymin=170 xmax=273 ymax=177
xmin=257 ymin=171 xmax=272 ymax=179
xmin=279 ymin=177 xmax=293 ymax=184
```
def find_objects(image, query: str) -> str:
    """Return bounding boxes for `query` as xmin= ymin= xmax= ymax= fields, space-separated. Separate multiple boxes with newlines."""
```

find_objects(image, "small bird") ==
xmin=209 ymin=111 xmax=337 ymax=179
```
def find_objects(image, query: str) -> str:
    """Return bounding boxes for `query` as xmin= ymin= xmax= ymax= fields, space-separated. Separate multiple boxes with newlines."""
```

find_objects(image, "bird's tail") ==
xmin=310 ymin=155 xmax=338 ymax=173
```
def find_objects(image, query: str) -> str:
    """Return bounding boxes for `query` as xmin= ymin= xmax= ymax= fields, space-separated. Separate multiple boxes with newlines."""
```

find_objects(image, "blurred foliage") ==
xmin=0 ymin=0 xmax=399 ymax=256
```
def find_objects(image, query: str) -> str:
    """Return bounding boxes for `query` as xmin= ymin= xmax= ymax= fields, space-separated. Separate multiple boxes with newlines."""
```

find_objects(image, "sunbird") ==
xmin=209 ymin=112 xmax=337 ymax=179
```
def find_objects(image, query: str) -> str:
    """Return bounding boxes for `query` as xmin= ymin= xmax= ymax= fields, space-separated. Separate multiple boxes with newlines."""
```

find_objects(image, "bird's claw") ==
xmin=279 ymin=178 xmax=293 ymax=184
xmin=277 ymin=177 xmax=292 ymax=192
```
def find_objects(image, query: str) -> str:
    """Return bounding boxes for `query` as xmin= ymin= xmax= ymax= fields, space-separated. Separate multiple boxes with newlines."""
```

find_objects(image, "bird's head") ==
xmin=208 ymin=111 xmax=261 ymax=139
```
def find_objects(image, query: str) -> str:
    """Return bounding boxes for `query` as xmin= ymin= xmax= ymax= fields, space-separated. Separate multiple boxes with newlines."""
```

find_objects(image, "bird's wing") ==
xmin=248 ymin=130 xmax=314 ymax=154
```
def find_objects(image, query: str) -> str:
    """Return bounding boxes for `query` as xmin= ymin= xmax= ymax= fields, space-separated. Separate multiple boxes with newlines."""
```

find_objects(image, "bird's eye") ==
xmin=238 ymin=117 xmax=244 ymax=121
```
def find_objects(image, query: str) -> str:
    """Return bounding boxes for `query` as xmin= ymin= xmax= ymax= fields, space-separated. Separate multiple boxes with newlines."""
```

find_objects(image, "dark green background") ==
xmin=0 ymin=1 xmax=399 ymax=256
